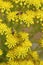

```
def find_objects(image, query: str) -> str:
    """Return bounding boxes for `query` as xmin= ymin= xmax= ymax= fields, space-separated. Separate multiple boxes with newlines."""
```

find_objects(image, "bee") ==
xmin=11 ymin=28 xmax=15 ymax=35
xmin=16 ymin=11 xmax=23 ymax=15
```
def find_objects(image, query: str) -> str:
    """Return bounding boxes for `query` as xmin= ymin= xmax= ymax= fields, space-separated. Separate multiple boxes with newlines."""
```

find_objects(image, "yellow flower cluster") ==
xmin=13 ymin=0 xmax=43 ymax=9
xmin=0 ymin=0 xmax=13 ymax=12
xmin=0 ymin=0 xmax=43 ymax=65
xmin=7 ymin=10 xmax=43 ymax=27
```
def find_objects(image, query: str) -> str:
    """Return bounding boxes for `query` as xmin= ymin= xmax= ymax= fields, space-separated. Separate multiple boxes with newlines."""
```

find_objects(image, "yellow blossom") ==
xmin=5 ymin=34 xmax=18 ymax=48
xmin=19 ymin=32 xmax=29 ymax=40
xmin=8 ymin=60 xmax=19 ymax=65
xmin=0 ymin=0 xmax=13 ymax=12
xmin=7 ymin=11 xmax=18 ymax=21
xmin=39 ymin=38 xmax=43 ymax=47
xmin=0 ymin=49 xmax=3 ymax=55
xmin=27 ymin=60 xmax=34 ymax=65
xmin=31 ymin=51 xmax=39 ymax=60
xmin=40 ymin=60 xmax=43 ymax=65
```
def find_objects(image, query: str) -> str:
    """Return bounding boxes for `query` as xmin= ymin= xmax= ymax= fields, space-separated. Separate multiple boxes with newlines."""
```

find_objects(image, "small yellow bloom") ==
xmin=39 ymin=39 xmax=43 ymax=47
xmin=7 ymin=11 xmax=18 ymax=21
xmin=5 ymin=34 xmax=18 ymax=48
xmin=40 ymin=60 xmax=43 ymax=65
xmin=31 ymin=51 xmax=39 ymax=60
xmin=19 ymin=32 xmax=29 ymax=40
xmin=27 ymin=60 xmax=34 ymax=65
xmin=8 ymin=60 xmax=19 ymax=65
xmin=0 ymin=49 xmax=3 ymax=55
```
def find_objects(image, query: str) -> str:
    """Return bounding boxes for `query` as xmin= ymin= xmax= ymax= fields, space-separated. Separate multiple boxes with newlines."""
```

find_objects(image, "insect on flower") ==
xmin=16 ymin=11 xmax=23 ymax=15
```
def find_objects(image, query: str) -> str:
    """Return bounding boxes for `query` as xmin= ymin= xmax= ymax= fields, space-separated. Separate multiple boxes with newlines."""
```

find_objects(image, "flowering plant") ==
xmin=0 ymin=0 xmax=43 ymax=65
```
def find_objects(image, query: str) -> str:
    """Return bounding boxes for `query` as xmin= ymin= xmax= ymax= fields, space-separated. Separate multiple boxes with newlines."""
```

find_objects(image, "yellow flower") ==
xmin=7 ymin=11 xmax=18 ymax=21
xmin=19 ymin=60 xmax=27 ymax=65
xmin=13 ymin=0 xmax=20 ymax=3
xmin=8 ymin=60 xmax=19 ymax=65
xmin=26 ymin=10 xmax=35 ymax=24
xmin=28 ymin=0 xmax=33 ymax=4
xmin=19 ymin=10 xmax=34 ymax=27
xmin=0 ymin=22 xmax=11 ymax=35
xmin=0 ymin=0 xmax=13 ymax=12
xmin=27 ymin=60 xmax=34 ymax=65
xmin=31 ymin=51 xmax=39 ymax=60
xmin=14 ymin=46 xmax=29 ymax=59
xmin=19 ymin=32 xmax=29 ymax=40
xmin=36 ymin=10 xmax=43 ymax=20
xmin=0 ymin=19 xmax=2 ymax=23
xmin=0 ymin=0 xmax=43 ymax=65
xmin=39 ymin=38 xmax=43 ymax=47
xmin=6 ymin=50 xmax=14 ymax=60
xmin=22 ymin=39 xmax=32 ymax=48
xmin=41 ymin=0 xmax=43 ymax=3
xmin=33 ymin=0 xmax=41 ymax=9
xmin=0 ymin=49 xmax=3 ymax=55
xmin=40 ymin=60 xmax=43 ymax=65
xmin=5 ymin=34 xmax=18 ymax=48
